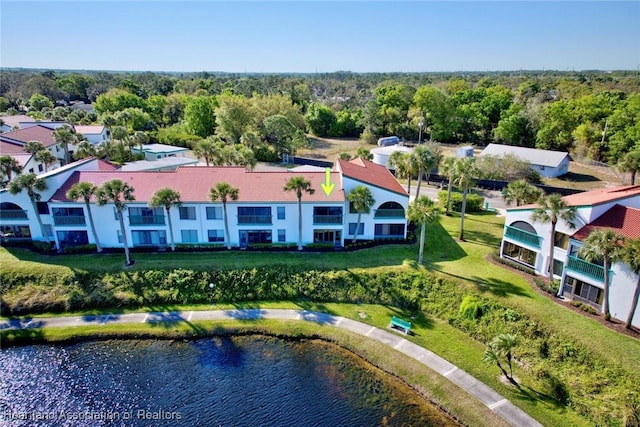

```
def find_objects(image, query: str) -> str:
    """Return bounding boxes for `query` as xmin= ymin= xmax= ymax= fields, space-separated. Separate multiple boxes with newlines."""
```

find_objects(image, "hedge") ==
xmin=438 ymin=191 xmax=484 ymax=213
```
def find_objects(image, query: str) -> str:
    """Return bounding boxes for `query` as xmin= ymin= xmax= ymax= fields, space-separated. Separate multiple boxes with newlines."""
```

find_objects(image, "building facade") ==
xmin=500 ymin=185 xmax=640 ymax=328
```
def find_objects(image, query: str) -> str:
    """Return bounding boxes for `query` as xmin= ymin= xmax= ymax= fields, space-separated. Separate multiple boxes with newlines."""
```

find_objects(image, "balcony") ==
xmin=314 ymin=215 xmax=343 ymax=225
xmin=0 ymin=209 xmax=28 ymax=220
xmin=53 ymin=216 xmax=86 ymax=226
xmin=237 ymin=215 xmax=272 ymax=225
xmin=567 ymin=255 xmax=605 ymax=282
xmin=504 ymin=225 xmax=541 ymax=248
xmin=374 ymin=209 xmax=405 ymax=218
xmin=129 ymin=215 xmax=165 ymax=226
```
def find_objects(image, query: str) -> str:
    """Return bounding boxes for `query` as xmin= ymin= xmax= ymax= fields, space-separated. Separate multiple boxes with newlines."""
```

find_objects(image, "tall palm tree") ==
xmin=388 ymin=151 xmax=411 ymax=193
xmin=66 ymin=182 xmax=102 ymax=252
xmin=283 ymin=176 xmax=315 ymax=250
xmin=579 ymin=230 xmax=625 ymax=320
xmin=440 ymin=157 xmax=456 ymax=216
xmin=8 ymin=173 xmax=50 ymax=243
xmin=73 ymin=140 xmax=98 ymax=160
xmin=149 ymin=188 xmax=182 ymax=251
xmin=502 ymin=179 xmax=543 ymax=207
xmin=413 ymin=146 xmax=438 ymax=199
xmin=96 ymin=179 xmax=135 ymax=266
xmin=0 ymin=155 xmax=23 ymax=185
xmin=620 ymin=239 xmax=640 ymax=329
xmin=52 ymin=125 xmax=77 ymax=165
xmin=35 ymin=150 xmax=57 ymax=172
xmin=532 ymin=194 xmax=577 ymax=281
xmin=132 ymin=131 xmax=149 ymax=153
xmin=346 ymin=185 xmax=375 ymax=243
xmin=209 ymin=182 xmax=239 ymax=250
xmin=453 ymin=157 xmax=478 ymax=241
xmin=407 ymin=196 xmax=441 ymax=265
xmin=194 ymin=137 xmax=217 ymax=167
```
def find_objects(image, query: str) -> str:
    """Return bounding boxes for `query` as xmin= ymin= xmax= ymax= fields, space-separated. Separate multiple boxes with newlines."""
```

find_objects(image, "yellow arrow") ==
xmin=320 ymin=167 xmax=335 ymax=196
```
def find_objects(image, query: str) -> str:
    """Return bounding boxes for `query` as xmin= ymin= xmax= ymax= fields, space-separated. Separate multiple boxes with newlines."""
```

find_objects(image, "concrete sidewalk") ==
xmin=0 ymin=309 xmax=541 ymax=427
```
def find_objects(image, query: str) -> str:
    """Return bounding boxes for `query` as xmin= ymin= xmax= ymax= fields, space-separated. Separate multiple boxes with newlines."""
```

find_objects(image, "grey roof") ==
xmin=133 ymin=143 xmax=187 ymax=154
xmin=479 ymin=144 xmax=569 ymax=168
xmin=119 ymin=157 xmax=198 ymax=171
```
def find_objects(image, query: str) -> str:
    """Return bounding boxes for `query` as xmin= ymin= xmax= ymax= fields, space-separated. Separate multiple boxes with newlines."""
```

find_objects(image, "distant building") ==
xmin=74 ymin=125 xmax=110 ymax=146
xmin=132 ymin=143 xmax=188 ymax=161
xmin=455 ymin=145 xmax=474 ymax=158
xmin=0 ymin=115 xmax=36 ymax=133
xmin=479 ymin=144 xmax=570 ymax=178
xmin=371 ymin=145 xmax=413 ymax=169
xmin=119 ymin=157 xmax=199 ymax=172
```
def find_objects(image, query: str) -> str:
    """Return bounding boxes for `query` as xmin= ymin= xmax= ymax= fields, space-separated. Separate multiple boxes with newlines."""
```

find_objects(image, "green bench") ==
xmin=390 ymin=316 xmax=412 ymax=334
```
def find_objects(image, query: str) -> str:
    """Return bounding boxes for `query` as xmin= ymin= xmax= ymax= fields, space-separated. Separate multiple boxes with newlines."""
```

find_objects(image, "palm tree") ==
xmin=388 ymin=151 xmax=410 ymax=193
xmin=620 ymin=239 xmax=640 ymax=329
xmin=132 ymin=131 xmax=149 ymax=153
xmin=532 ymin=194 xmax=577 ymax=281
xmin=149 ymin=188 xmax=182 ymax=251
xmin=453 ymin=157 xmax=478 ymax=241
xmin=34 ymin=150 xmax=57 ymax=172
xmin=66 ymin=182 xmax=102 ymax=252
xmin=73 ymin=140 xmax=98 ymax=160
xmin=0 ymin=155 xmax=23 ymax=185
xmin=483 ymin=334 xmax=519 ymax=386
xmin=96 ymin=179 xmax=135 ymax=266
xmin=347 ymin=185 xmax=375 ymax=243
xmin=209 ymin=182 xmax=239 ymax=250
xmin=440 ymin=157 xmax=456 ymax=216
xmin=194 ymin=137 xmax=217 ymax=167
xmin=283 ymin=176 xmax=315 ymax=250
xmin=502 ymin=179 xmax=543 ymax=207
xmin=356 ymin=147 xmax=373 ymax=161
xmin=579 ymin=230 xmax=625 ymax=320
xmin=407 ymin=196 xmax=441 ymax=265
xmin=8 ymin=173 xmax=50 ymax=243
xmin=618 ymin=149 xmax=640 ymax=185
xmin=413 ymin=145 xmax=438 ymax=199
xmin=24 ymin=140 xmax=46 ymax=154
xmin=52 ymin=125 xmax=77 ymax=165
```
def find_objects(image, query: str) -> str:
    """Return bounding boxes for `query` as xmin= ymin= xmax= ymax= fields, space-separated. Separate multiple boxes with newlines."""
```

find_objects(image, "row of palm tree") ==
xmin=193 ymin=136 xmax=257 ymax=170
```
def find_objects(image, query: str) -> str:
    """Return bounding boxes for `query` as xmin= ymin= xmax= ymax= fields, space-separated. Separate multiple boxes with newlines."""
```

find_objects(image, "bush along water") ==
xmin=1 ymin=266 xmax=638 ymax=425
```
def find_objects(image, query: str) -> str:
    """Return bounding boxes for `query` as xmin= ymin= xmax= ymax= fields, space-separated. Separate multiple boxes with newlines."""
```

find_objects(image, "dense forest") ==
xmin=1 ymin=69 xmax=638 ymax=167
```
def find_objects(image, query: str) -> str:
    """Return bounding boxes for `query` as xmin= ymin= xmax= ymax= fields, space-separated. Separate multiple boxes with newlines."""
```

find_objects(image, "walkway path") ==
xmin=1 ymin=309 xmax=541 ymax=427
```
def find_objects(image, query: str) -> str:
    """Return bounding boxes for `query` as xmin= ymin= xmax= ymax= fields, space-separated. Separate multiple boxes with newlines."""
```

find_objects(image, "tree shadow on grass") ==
xmin=143 ymin=309 xmax=207 ymax=335
xmin=294 ymin=301 xmax=338 ymax=316
xmin=429 ymin=268 xmax=531 ymax=298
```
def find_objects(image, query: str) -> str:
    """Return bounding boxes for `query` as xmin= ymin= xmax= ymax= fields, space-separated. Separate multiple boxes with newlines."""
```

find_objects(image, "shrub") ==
xmin=437 ymin=191 xmax=484 ymax=212
xmin=570 ymin=300 xmax=599 ymax=315
xmin=62 ymin=244 xmax=97 ymax=254
xmin=458 ymin=295 xmax=486 ymax=320
xmin=533 ymin=277 xmax=560 ymax=295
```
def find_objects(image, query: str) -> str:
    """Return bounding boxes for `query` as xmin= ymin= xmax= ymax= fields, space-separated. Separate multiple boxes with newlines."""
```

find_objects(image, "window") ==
xmin=129 ymin=207 xmax=164 ymax=225
xmin=277 ymin=206 xmax=286 ymax=220
xmin=348 ymin=223 xmax=364 ymax=235
xmin=502 ymin=242 xmax=536 ymax=267
xmin=181 ymin=229 xmax=198 ymax=243
xmin=207 ymin=229 xmax=224 ymax=242
xmin=374 ymin=224 xmax=405 ymax=238
xmin=553 ymin=259 xmax=564 ymax=276
xmin=179 ymin=206 xmax=196 ymax=220
xmin=0 ymin=225 xmax=31 ymax=238
xmin=374 ymin=202 xmax=404 ymax=218
xmin=131 ymin=230 xmax=167 ymax=246
xmin=278 ymin=229 xmax=286 ymax=242
xmin=56 ymin=230 xmax=88 ymax=247
xmin=206 ymin=206 xmax=223 ymax=220
xmin=116 ymin=229 xmax=123 ymax=244
xmin=566 ymin=276 xmax=603 ymax=306
xmin=52 ymin=207 xmax=85 ymax=225
xmin=38 ymin=164 xmax=44 ymax=172
xmin=237 ymin=207 xmax=272 ymax=224
xmin=313 ymin=206 xmax=343 ymax=224
xmin=554 ymin=232 xmax=569 ymax=250
xmin=36 ymin=202 xmax=49 ymax=215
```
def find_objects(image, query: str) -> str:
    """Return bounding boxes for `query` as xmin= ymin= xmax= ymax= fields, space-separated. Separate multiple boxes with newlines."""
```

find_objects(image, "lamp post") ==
xmin=418 ymin=118 xmax=424 ymax=144
xmin=209 ymin=283 xmax=215 ymax=305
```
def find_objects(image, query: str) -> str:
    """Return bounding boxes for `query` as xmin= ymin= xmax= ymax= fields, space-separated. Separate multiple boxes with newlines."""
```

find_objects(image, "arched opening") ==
xmin=509 ymin=220 xmax=536 ymax=234
xmin=0 ymin=202 xmax=28 ymax=220
xmin=374 ymin=201 xmax=405 ymax=218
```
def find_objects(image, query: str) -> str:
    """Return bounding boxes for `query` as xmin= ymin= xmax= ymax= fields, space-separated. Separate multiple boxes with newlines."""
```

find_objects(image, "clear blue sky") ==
xmin=1 ymin=1 xmax=638 ymax=72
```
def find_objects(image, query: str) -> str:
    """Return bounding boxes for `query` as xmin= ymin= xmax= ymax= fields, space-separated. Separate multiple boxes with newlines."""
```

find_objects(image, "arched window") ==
xmin=509 ymin=220 xmax=536 ymax=234
xmin=374 ymin=201 xmax=405 ymax=218
xmin=0 ymin=202 xmax=28 ymax=220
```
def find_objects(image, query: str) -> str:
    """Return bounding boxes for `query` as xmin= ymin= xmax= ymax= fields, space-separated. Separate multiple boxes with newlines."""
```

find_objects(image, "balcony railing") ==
xmin=129 ymin=215 xmax=165 ymax=225
xmin=504 ymin=225 xmax=541 ymax=248
xmin=567 ymin=255 xmax=605 ymax=282
xmin=0 ymin=210 xmax=28 ymax=220
xmin=53 ymin=216 xmax=86 ymax=226
xmin=314 ymin=215 xmax=343 ymax=225
xmin=237 ymin=215 xmax=272 ymax=225
xmin=374 ymin=209 xmax=405 ymax=218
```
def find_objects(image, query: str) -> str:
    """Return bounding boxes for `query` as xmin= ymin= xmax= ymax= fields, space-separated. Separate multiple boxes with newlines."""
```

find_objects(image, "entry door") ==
xmin=239 ymin=231 xmax=248 ymax=249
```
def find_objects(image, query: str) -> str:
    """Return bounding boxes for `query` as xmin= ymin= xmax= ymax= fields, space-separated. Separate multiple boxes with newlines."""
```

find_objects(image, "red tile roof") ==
xmin=0 ymin=125 xmax=57 ymax=147
xmin=513 ymin=184 xmax=640 ymax=211
xmin=0 ymin=140 xmax=28 ymax=154
xmin=51 ymin=167 xmax=346 ymax=203
xmin=573 ymin=204 xmax=640 ymax=241
xmin=337 ymin=158 xmax=408 ymax=196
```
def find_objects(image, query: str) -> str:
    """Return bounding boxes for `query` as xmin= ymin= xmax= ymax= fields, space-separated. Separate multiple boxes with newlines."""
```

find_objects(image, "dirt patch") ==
xmin=298 ymin=136 xmax=371 ymax=160
xmin=485 ymin=254 xmax=640 ymax=340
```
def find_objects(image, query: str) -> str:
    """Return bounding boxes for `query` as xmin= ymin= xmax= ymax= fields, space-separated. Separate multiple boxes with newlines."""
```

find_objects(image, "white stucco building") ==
xmin=500 ymin=185 xmax=640 ymax=328
xmin=0 ymin=158 xmax=409 ymax=250
xmin=480 ymin=144 xmax=570 ymax=178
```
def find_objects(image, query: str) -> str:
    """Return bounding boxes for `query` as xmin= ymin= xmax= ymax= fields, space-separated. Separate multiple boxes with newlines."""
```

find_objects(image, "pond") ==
xmin=0 ymin=337 xmax=458 ymax=426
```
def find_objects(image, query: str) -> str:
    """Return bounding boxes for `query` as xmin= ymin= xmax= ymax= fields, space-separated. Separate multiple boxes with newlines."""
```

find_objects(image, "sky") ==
xmin=0 ymin=1 xmax=638 ymax=73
